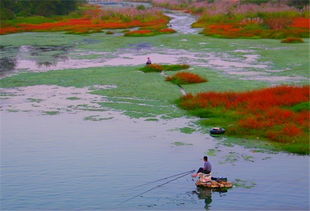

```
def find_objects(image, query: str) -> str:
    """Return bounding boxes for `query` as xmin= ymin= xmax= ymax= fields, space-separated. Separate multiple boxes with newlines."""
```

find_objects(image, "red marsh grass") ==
xmin=178 ymin=85 xmax=310 ymax=154
xmin=166 ymin=72 xmax=207 ymax=84
xmin=0 ymin=5 xmax=171 ymax=35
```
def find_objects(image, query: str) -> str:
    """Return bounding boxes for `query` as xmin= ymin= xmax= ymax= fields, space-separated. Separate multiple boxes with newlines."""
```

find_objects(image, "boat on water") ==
xmin=196 ymin=180 xmax=233 ymax=188
xmin=195 ymin=174 xmax=233 ymax=188
xmin=209 ymin=127 xmax=225 ymax=135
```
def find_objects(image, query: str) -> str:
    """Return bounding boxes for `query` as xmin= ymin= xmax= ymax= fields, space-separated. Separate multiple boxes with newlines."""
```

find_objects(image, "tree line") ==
xmin=0 ymin=0 xmax=86 ymax=20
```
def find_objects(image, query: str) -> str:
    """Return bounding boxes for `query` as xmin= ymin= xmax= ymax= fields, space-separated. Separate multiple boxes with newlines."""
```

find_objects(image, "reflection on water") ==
xmin=0 ymin=45 xmax=72 ymax=78
xmin=193 ymin=187 xmax=230 ymax=210
xmin=0 ymin=57 xmax=16 ymax=76
xmin=89 ymin=0 xmax=152 ymax=8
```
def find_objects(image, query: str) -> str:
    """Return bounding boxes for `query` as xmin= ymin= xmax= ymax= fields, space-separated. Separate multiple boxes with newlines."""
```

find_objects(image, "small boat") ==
xmin=210 ymin=127 xmax=225 ymax=135
xmin=196 ymin=179 xmax=233 ymax=189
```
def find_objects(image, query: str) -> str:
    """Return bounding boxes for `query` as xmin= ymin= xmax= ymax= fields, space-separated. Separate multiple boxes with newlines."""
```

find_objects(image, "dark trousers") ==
xmin=197 ymin=167 xmax=211 ymax=174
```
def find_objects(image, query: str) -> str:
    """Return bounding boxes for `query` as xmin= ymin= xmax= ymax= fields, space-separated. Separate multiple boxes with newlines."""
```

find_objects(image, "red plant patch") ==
xmin=179 ymin=86 xmax=309 ymax=147
xmin=166 ymin=72 xmax=207 ymax=84
xmin=281 ymin=37 xmax=304 ymax=43
xmin=291 ymin=18 xmax=310 ymax=29
xmin=0 ymin=5 xmax=170 ymax=35
xmin=159 ymin=28 xmax=176 ymax=33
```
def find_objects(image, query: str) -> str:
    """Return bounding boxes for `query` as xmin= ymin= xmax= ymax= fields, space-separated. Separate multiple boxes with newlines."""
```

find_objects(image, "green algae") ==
xmin=145 ymin=118 xmax=159 ymax=121
xmin=27 ymin=98 xmax=43 ymax=103
xmin=84 ymin=115 xmax=113 ymax=121
xmin=205 ymin=148 xmax=221 ymax=156
xmin=7 ymin=109 xmax=19 ymax=112
xmin=43 ymin=111 xmax=59 ymax=115
xmin=66 ymin=97 xmax=80 ymax=100
xmin=179 ymin=127 xmax=196 ymax=134
xmin=172 ymin=141 xmax=193 ymax=146
xmin=0 ymin=32 xmax=309 ymax=155
xmin=233 ymin=179 xmax=256 ymax=189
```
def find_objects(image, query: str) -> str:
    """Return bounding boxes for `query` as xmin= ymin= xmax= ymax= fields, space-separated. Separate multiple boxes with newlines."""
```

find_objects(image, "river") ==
xmin=0 ymin=9 xmax=309 ymax=211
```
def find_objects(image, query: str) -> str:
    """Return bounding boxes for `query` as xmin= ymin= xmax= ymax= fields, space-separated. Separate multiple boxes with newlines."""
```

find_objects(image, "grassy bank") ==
xmin=177 ymin=86 xmax=309 ymax=154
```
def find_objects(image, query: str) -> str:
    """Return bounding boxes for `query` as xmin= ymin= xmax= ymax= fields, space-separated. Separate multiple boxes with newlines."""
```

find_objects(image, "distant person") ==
xmin=146 ymin=57 xmax=152 ymax=65
xmin=192 ymin=156 xmax=212 ymax=177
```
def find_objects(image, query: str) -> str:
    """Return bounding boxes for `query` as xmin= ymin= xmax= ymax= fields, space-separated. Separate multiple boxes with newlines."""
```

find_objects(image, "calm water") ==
xmin=1 ymin=111 xmax=309 ymax=210
xmin=1 ymin=9 xmax=309 ymax=210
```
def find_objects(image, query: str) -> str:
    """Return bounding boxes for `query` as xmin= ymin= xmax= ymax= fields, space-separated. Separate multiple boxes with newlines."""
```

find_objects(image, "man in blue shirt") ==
xmin=192 ymin=156 xmax=212 ymax=177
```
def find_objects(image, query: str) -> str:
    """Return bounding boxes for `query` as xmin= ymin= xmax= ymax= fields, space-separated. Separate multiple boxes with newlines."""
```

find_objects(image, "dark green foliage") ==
xmin=0 ymin=0 xmax=85 ymax=20
xmin=288 ymin=0 xmax=309 ymax=8
xmin=136 ymin=5 xmax=146 ymax=10
xmin=289 ymin=101 xmax=309 ymax=112
xmin=240 ymin=0 xmax=270 ymax=4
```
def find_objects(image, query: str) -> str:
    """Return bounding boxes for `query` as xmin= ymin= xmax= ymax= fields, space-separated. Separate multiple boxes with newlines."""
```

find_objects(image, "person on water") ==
xmin=146 ymin=57 xmax=152 ymax=65
xmin=192 ymin=156 xmax=212 ymax=177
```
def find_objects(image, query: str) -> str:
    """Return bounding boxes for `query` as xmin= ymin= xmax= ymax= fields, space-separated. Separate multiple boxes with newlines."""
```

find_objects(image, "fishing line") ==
xmin=131 ymin=169 xmax=195 ymax=189
xmin=120 ymin=170 xmax=195 ymax=204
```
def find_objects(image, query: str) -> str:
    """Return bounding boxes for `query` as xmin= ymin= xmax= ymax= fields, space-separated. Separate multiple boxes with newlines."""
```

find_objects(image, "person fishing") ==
xmin=192 ymin=156 xmax=212 ymax=177
xmin=146 ymin=57 xmax=152 ymax=65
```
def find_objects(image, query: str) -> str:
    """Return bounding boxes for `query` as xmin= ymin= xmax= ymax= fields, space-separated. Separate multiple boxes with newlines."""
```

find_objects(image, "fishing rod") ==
xmin=132 ymin=169 xmax=195 ymax=189
xmin=120 ymin=169 xmax=195 ymax=204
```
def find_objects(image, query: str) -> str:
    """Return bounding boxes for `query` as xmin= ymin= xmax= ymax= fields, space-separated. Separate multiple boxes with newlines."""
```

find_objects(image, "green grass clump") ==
xmin=288 ymin=101 xmax=309 ymax=112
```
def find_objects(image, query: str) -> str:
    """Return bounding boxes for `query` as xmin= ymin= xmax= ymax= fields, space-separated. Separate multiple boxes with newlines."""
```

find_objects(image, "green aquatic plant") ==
xmin=172 ymin=141 xmax=193 ymax=146
xmin=139 ymin=64 xmax=190 ymax=72
xmin=43 ymin=111 xmax=59 ymax=115
xmin=179 ymin=127 xmax=196 ymax=134
xmin=66 ymin=96 xmax=80 ymax=100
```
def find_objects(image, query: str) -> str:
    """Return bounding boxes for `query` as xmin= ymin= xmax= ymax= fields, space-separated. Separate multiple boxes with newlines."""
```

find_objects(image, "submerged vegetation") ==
xmin=178 ymin=86 xmax=310 ymax=154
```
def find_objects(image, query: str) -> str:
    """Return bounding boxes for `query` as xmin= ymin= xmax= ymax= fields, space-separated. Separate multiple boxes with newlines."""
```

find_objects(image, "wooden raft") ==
xmin=196 ymin=180 xmax=233 ymax=188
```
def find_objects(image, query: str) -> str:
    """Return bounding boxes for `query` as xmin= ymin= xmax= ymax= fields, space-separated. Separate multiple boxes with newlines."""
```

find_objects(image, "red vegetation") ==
xmin=159 ymin=28 xmax=176 ymax=33
xmin=166 ymin=72 xmax=207 ymax=84
xmin=291 ymin=18 xmax=310 ymax=28
xmin=281 ymin=37 xmax=304 ymax=43
xmin=0 ymin=5 xmax=170 ymax=35
xmin=179 ymin=86 xmax=309 ymax=144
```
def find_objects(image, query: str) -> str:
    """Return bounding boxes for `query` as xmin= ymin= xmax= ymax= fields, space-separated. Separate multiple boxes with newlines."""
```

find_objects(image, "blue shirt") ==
xmin=204 ymin=161 xmax=212 ymax=173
